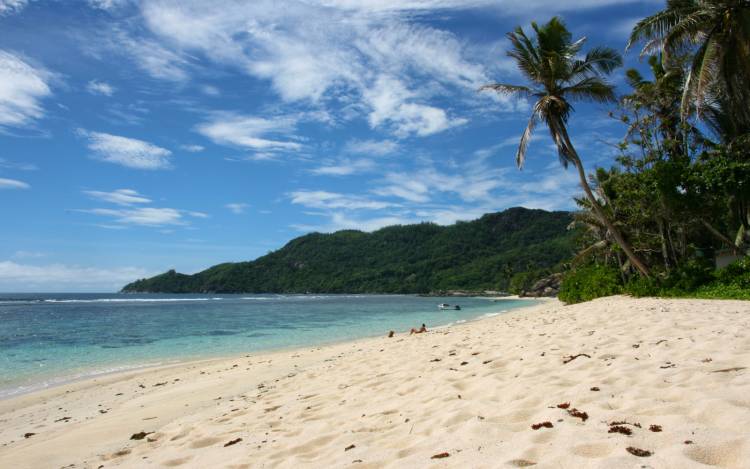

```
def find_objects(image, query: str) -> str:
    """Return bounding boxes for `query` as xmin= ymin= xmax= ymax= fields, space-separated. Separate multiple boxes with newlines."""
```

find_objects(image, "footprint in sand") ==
xmin=189 ymin=436 xmax=224 ymax=448
xmin=571 ymin=442 xmax=613 ymax=458
xmin=162 ymin=456 xmax=194 ymax=466
xmin=685 ymin=439 xmax=747 ymax=467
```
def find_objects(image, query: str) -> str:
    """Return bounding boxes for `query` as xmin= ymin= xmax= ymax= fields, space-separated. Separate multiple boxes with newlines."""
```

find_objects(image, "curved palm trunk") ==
xmin=558 ymin=125 xmax=652 ymax=277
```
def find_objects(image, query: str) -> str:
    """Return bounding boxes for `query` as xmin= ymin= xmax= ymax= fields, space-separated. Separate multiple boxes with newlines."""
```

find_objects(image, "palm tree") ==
xmin=481 ymin=17 xmax=651 ymax=277
xmin=627 ymin=0 xmax=750 ymax=140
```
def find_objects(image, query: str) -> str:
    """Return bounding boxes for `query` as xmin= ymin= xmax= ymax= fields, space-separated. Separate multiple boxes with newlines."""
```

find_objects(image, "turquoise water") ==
xmin=0 ymin=293 xmax=535 ymax=398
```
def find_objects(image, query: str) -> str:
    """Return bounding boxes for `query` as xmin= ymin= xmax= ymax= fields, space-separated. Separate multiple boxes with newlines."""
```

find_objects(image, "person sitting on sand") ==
xmin=410 ymin=324 xmax=427 ymax=335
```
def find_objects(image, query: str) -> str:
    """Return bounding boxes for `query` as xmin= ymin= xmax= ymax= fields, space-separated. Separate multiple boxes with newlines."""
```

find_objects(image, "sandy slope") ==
xmin=1 ymin=296 xmax=749 ymax=468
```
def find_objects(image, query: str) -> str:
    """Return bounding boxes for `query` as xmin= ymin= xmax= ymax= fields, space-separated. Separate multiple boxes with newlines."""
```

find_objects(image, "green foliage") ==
xmin=123 ymin=208 xmax=576 ymax=294
xmin=565 ymin=257 xmax=750 ymax=302
xmin=558 ymin=265 xmax=623 ymax=304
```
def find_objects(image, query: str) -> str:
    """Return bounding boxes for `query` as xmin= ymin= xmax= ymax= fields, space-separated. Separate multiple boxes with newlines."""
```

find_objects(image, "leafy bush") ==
xmin=714 ymin=256 xmax=750 ymax=289
xmin=559 ymin=265 xmax=623 ymax=304
xmin=625 ymin=256 xmax=750 ymax=300
xmin=624 ymin=276 xmax=661 ymax=297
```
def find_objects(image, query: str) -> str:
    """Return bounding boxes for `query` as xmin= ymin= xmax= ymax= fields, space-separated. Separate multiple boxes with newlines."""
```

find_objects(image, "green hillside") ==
xmin=122 ymin=207 xmax=575 ymax=294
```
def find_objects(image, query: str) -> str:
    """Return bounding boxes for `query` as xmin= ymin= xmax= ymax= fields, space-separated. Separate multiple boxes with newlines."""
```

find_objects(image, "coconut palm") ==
xmin=627 ymin=0 xmax=750 ymax=139
xmin=481 ymin=17 xmax=651 ymax=277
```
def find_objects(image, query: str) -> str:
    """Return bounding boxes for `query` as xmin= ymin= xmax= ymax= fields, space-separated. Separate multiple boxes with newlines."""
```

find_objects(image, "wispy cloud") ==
xmin=0 ymin=260 xmax=153 ymax=292
xmin=289 ymin=190 xmax=396 ymax=210
xmin=225 ymin=202 xmax=248 ymax=214
xmin=79 ymin=207 xmax=199 ymax=227
xmin=86 ymin=79 xmax=115 ymax=96
xmin=0 ymin=0 xmax=27 ymax=16
xmin=344 ymin=138 xmax=399 ymax=156
xmin=11 ymin=250 xmax=45 ymax=259
xmin=180 ymin=144 xmax=204 ymax=152
xmin=0 ymin=50 xmax=52 ymax=128
xmin=133 ymin=1 xmax=502 ymax=137
xmin=78 ymin=129 xmax=172 ymax=169
xmin=77 ymin=187 xmax=208 ymax=228
xmin=88 ymin=0 xmax=131 ymax=10
xmin=195 ymin=113 xmax=302 ymax=152
xmin=311 ymin=158 xmax=375 ymax=176
xmin=83 ymin=188 xmax=151 ymax=205
xmin=0 ymin=177 xmax=29 ymax=189
xmin=292 ymin=212 xmax=416 ymax=233
xmin=0 ymin=157 xmax=37 ymax=171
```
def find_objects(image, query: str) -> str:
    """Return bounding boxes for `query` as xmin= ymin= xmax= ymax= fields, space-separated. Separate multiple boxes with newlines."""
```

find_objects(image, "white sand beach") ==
xmin=1 ymin=296 xmax=749 ymax=468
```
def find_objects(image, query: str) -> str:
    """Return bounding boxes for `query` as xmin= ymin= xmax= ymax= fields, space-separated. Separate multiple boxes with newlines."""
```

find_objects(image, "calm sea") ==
xmin=0 ymin=293 xmax=535 ymax=398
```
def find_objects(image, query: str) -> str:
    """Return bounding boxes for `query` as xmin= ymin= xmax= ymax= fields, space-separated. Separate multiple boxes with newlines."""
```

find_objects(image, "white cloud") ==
xmin=195 ymin=113 xmax=302 ymax=152
xmin=202 ymin=85 xmax=220 ymax=96
xmin=289 ymin=190 xmax=395 ymax=210
xmin=0 ymin=50 xmax=52 ymax=128
xmin=80 ymin=207 xmax=186 ymax=226
xmin=0 ymin=260 xmax=153 ymax=292
xmin=292 ymin=212 xmax=416 ymax=233
xmin=0 ymin=177 xmax=29 ymax=189
xmin=311 ymin=158 xmax=375 ymax=176
xmin=180 ymin=144 xmax=204 ymax=152
xmin=11 ymin=250 xmax=44 ymax=259
xmin=83 ymin=188 xmax=151 ymax=205
xmin=0 ymin=0 xmax=27 ymax=16
xmin=86 ymin=79 xmax=115 ymax=96
xmin=134 ymin=1 xmax=489 ymax=137
xmin=372 ymin=172 xmax=431 ymax=203
xmin=0 ymin=157 xmax=37 ymax=171
xmin=78 ymin=129 xmax=172 ymax=169
xmin=114 ymin=32 xmax=190 ymax=82
xmin=88 ymin=0 xmax=131 ymax=9
xmin=225 ymin=203 xmax=248 ymax=214
xmin=364 ymin=75 xmax=467 ymax=136
xmin=344 ymin=138 xmax=399 ymax=156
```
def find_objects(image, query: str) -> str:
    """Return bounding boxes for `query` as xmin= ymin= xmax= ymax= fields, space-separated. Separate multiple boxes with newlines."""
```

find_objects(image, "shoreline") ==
xmin=1 ymin=296 xmax=748 ymax=468
xmin=0 ymin=297 xmax=544 ymax=402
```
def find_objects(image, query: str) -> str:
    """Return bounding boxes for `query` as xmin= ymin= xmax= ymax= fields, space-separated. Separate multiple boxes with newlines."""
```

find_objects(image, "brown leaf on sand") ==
xmin=711 ymin=367 xmax=747 ymax=373
xmin=562 ymin=354 xmax=591 ymax=364
xmin=608 ymin=426 xmax=632 ymax=436
xmin=507 ymin=459 xmax=537 ymax=467
xmin=556 ymin=402 xmax=570 ymax=409
xmin=531 ymin=421 xmax=553 ymax=430
xmin=130 ymin=431 xmax=153 ymax=441
xmin=345 ymin=444 xmax=356 ymax=451
xmin=431 ymin=452 xmax=450 ymax=459
xmin=626 ymin=447 xmax=652 ymax=457
xmin=609 ymin=420 xmax=641 ymax=428
xmin=567 ymin=409 xmax=588 ymax=422
xmin=224 ymin=438 xmax=242 ymax=447
xmin=649 ymin=424 xmax=662 ymax=432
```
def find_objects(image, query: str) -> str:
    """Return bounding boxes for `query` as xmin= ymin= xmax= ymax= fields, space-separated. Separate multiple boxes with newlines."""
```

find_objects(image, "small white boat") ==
xmin=438 ymin=303 xmax=461 ymax=310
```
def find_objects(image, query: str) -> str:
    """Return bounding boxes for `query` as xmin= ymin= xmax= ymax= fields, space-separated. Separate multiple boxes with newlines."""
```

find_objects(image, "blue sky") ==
xmin=0 ymin=0 xmax=660 ymax=291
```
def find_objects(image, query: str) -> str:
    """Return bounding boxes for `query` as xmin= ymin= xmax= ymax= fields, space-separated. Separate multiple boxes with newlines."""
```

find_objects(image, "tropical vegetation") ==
xmin=487 ymin=5 xmax=749 ymax=303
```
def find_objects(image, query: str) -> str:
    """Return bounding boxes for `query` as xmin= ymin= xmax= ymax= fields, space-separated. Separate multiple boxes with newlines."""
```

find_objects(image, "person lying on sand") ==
xmin=410 ymin=324 xmax=427 ymax=335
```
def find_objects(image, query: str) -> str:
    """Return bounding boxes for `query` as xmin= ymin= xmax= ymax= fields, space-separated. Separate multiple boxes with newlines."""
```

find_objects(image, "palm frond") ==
xmin=561 ymin=77 xmax=617 ymax=104
xmin=516 ymin=113 xmax=539 ymax=169
xmin=478 ymin=83 xmax=533 ymax=97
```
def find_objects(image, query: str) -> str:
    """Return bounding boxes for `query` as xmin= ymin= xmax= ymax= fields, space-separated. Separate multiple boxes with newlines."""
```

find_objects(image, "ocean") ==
xmin=0 ymin=293 xmax=536 ymax=398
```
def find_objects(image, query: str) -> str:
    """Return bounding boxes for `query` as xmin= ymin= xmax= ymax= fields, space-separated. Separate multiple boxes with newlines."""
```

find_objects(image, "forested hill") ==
xmin=122 ymin=207 xmax=576 ymax=294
